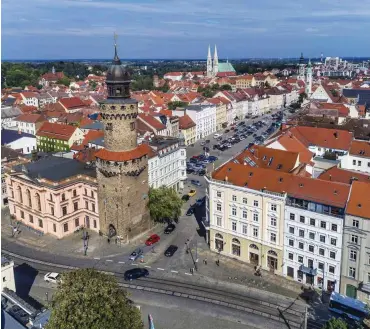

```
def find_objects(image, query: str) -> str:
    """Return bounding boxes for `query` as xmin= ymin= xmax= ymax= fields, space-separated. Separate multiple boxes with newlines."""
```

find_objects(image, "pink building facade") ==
xmin=6 ymin=168 xmax=100 ymax=239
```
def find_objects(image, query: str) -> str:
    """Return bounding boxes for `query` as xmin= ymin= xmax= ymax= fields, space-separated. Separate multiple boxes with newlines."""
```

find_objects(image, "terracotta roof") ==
xmin=164 ymin=72 xmax=183 ymax=76
xmin=349 ymin=140 xmax=370 ymax=157
xmin=318 ymin=166 xmax=370 ymax=184
xmin=346 ymin=181 xmax=370 ymax=218
xmin=19 ymin=105 xmax=38 ymax=113
xmin=178 ymin=114 xmax=196 ymax=130
xmin=21 ymin=92 xmax=39 ymax=98
xmin=318 ymin=103 xmax=349 ymax=117
xmin=234 ymin=146 xmax=299 ymax=172
xmin=159 ymin=109 xmax=172 ymax=117
xmin=37 ymin=122 xmax=77 ymax=141
xmin=43 ymin=102 xmax=66 ymax=112
xmin=59 ymin=97 xmax=86 ymax=109
xmin=95 ymin=143 xmax=151 ymax=162
xmin=41 ymin=72 xmax=64 ymax=81
xmin=138 ymin=113 xmax=166 ymax=131
xmin=80 ymin=117 xmax=94 ymax=127
xmin=212 ymin=163 xmax=350 ymax=208
xmin=15 ymin=113 xmax=44 ymax=123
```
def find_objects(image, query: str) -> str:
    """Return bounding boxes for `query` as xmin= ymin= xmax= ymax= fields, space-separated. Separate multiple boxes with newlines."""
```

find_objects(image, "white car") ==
xmin=44 ymin=272 xmax=61 ymax=284
xmin=213 ymin=133 xmax=222 ymax=139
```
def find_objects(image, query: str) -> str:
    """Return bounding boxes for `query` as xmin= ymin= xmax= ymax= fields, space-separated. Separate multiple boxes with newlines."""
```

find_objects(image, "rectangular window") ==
xmin=320 ymin=235 xmax=326 ymax=243
xmin=270 ymin=217 xmax=277 ymax=226
xmin=351 ymin=235 xmax=358 ymax=244
xmin=289 ymin=239 xmax=294 ymax=247
xmin=299 ymin=229 xmax=304 ymax=237
xmin=217 ymin=191 xmax=221 ymax=198
xmin=352 ymin=220 xmax=359 ymax=228
xmin=232 ymin=222 xmax=237 ymax=232
xmin=73 ymin=189 xmax=77 ymax=197
xmin=330 ymin=251 xmax=336 ymax=260
xmin=62 ymin=206 xmax=67 ymax=216
xmin=253 ymin=213 xmax=258 ymax=222
xmin=289 ymin=226 xmax=295 ymax=234
xmin=74 ymin=202 xmax=78 ymax=211
xmin=319 ymin=248 xmax=325 ymax=256
xmin=270 ymin=233 xmax=276 ymax=243
xmin=93 ymin=220 xmax=97 ymax=229
xmin=309 ymin=232 xmax=315 ymax=240
xmin=38 ymin=219 xmax=43 ymax=228
xmin=299 ymin=242 xmax=304 ymax=249
xmin=329 ymin=266 xmax=335 ymax=274
xmin=299 ymin=216 xmax=305 ymax=223
xmin=20 ymin=211 xmax=24 ymax=219
xmin=232 ymin=207 xmax=237 ymax=216
xmin=242 ymin=198 xmax=247 ymax=204
xmin=130 ymin=122 xmax=135 ymax=131
xmin=318 ymin=262 xmax=324 ymax=271
xmin=349 ymin=267 xmax=356 ymax=278
xmin=242 ymin=225 xmax=247 ymax=235
xmin=288 ymin=253 xmax=294 ymax=260
xmin=310 ymin=218 xmax=315 ymax=226
xmin=232 ymin=195 xmax=237 ymax=201
xmin=29 ymin=214 xmax=33 ymax=223
xmin=309 ymin=245 xmax=314 ymax=252
xmin=53 ymin=223 xmax=56 ymax=232
xmin=92 ymin=203 xmax=95 ymax=213
xmin=358 ymin=161 xmax=362 ymax=166
xmin=91 ymin=191 xmax=94 ymax=198
xmin=84 ymin=188 xmax=87 ymax=195
xmin=352 ymin=159 xmax=356 ymax=165
xmin=75 ymin=218 xmax=79 ymax=227
xmin=243 ymin=210 xmax=247 ymax=219
xmin=254 ymin=200 xmax=259 ymax=207
xmin=320 ymin=221 xmax=326 ymax=229
xmin=298 ymin=256 xmax=303 ymax=263
xmin=330 ymin=238 xmax=337 ymax=246
xmin=271 ymin=204 xmax=277 ymax=211
xmin=290 ymin=213 xmax=295 ymax=221
xmin=216 ymin=216 xmax=222 ymax=226
xmin=331 ymin=224 xmax=337 ymax=232
xmin=217 ymin=203 xmax=222 ymax=212
xmin=349 ymin=250 xmax=357 ymax=261
xmin=253 ymin=227 xmax=258 ymax=237
xmin=51 ymin=206 xmax=54 ymax=216
xmin=64 ymin=223 xmax=69 ymax=232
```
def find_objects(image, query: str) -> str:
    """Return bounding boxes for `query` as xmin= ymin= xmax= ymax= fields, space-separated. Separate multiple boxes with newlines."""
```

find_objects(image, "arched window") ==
xmin=215 ymin=233 xmax=223 ymax=239
xmin=249 ymin=244 xmax=259 ymax=250
xmin=215 ymin=233 xmax=224 ymax=252
xmin=17 ymin=186 xmax=23 ymax=204
xmin=26 ymin=189 xmax=32 ymax=207
xmin=268 ymin=250 xmax=278 ymax=257
xmin=35 ymin=193 xmax=41 ymax=211
xmin=232 ymin=238 xmax=241 ymax=256
xmin=232 ymin=238 xmax=240 ymax=245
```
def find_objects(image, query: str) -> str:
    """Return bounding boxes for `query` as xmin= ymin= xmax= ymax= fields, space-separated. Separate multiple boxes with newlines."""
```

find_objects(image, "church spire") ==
xmin=113 ymin=32 xmax=121 ymax=65
xmin=207 ymin=45 xmax=211 ymax=59
xmin=207 ymin=45 xmax=213 ymax=78
xmin=213 ymin=45 xmax=219 ymax=76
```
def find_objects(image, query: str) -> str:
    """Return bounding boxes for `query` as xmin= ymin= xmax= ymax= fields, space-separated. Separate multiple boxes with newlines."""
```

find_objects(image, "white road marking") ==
xmin=157 ymin=268 xmax=165 ymax=271
xmin=144 ymin=265 xmax=151 ymax=268
xmin=171 ymin=270 xmax=178 ymax=273
xmin=185 ymin=272 xmax=192 ymax=276
xmin=118 ymin=261 xmax=125 ymax=264
xmin=106 ymin=259 xmax=113 ymax=262
xmin=93 ymin=257 xmax=100 ymax=260
xmin=132 ymin=263 xmax=138 ymax=266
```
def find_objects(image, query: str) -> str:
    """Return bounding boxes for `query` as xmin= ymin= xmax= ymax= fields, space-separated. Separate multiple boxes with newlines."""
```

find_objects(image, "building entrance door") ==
xmin=267 ymin=256 xmax=277 ymax=272
xmin=85 ymin=216 xmax=90 ymax=228
xmin=249 ymin=253 xmax=259 ymax=265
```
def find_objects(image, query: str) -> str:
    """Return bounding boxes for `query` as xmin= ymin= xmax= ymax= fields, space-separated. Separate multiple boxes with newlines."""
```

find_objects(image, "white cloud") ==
xmin=305 ymin=28 xmax=319 ymax=33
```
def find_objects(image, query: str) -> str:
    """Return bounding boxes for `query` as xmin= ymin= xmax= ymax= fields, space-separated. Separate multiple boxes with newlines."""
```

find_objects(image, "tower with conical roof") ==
xmin=207 ymin=45 xmax=213 ymax=78
xmin=213 ymin=45 xmax=219 ymax=77
xmin=95 ymin=34 xmax=151 ymax=241
xmin=297 ymin=52 xmax=305 ymax=81
xmin=305 ymin=59 xmax=312 ymax=96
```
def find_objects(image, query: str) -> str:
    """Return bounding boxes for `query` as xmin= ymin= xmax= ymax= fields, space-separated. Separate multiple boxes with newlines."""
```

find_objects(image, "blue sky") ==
xmin=2 ymin=0 xmax=370 ymax=59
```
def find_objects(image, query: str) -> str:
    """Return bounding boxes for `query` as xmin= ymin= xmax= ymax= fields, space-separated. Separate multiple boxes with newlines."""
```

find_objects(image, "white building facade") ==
xmin=1 ymin=257 xmax=16 ymax=292
xmin=283 ymin=197 xmax=344 ymax=292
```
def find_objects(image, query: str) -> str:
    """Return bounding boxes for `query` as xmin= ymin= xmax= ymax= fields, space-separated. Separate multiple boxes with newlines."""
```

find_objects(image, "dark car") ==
xmin=224 ymin=129 xmax=230 ymax=133
xmin=203 ymin=146 xmax=210 ymax=152
xmin=191 ymin=179 xmax=202 ymax=186
xmin=186 ymin=168 xmax=194 ymax=174
xmin=208 ymin=155 xmax=218 ymax=162
xmin=164 ymin=245 xmax=178 ymax=257
xmin=189 ymin=158 xmax=197 ymax=163
xmin=164 ymin=223 xmax=176 ymax=234
xmin=205 ymin=139 xmax=210 ymax=144
xmin=186 ymin=207 xmax=195 ymax=216
xmin=213 ymin=144 xmax=219 ymax=150
xmin=124 ymin=268 xmax=149 ymax=281
xmin=198 ymin=169 xmax=206 ymax=176
xmin=182 ymin=194 xmax=190 ymax=201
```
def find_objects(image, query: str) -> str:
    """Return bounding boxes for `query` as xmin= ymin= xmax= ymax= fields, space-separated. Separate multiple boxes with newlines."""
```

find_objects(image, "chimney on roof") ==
xmin=225 ymin=176 xmax=228 ymax=182
xmin=334 ymin=131 xmax=338 ymax=139
xmin=329 ymin=174 xmax=332 ymax=181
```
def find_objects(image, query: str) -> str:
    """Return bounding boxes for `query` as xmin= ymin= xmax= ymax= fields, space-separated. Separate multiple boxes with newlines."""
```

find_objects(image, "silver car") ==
xmin=129 ymin=248 xmax=143 ymax=261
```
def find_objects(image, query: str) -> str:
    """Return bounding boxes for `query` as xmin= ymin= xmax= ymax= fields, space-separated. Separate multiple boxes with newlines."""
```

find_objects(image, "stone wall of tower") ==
xmin=96 ymin=156 xmax=151 ymax=240
xmin=100 ymin=101 xmax=139 ymax=152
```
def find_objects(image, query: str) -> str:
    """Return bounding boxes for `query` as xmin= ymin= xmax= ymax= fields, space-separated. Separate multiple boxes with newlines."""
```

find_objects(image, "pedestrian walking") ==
xmin=107 ymin=238 xmax=110 ymax=244
xmin=216 ymin=259 xmax=220 ymax=266
xmin=204 ymin=258 xmax=207 ymax=265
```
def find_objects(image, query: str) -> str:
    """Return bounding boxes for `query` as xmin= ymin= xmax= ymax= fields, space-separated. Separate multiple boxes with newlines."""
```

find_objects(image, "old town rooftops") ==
xmin=211 ymin=162 xmax=350 ymax=208
xmin=178 ymin=114 xmax=196 ymax=129
xmin=346 ymin=181 xmax=370 ymax=219
xmin=318 ymin=166 xmax=370 ymax=184
xmin=37 ymin=122 xmax=77 ymax=141
xmin=349 ymin=140 xmax=370 ymax=157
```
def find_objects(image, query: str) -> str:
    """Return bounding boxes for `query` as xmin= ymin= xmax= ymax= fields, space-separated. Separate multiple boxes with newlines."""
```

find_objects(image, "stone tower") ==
xmin=207 ymin=45 xmax=213 ymax=78
xmin=95 ymin=38 xmax=151 ymax=241
xmin=297 ymin=52 xmax=305 ymax=81
xmin=305 ymin=59 xmax=312 ymax=96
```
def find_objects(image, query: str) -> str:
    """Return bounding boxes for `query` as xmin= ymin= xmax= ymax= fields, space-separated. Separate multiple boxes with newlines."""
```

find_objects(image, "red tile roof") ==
xmin=346 ymin=181 xmax=370 ymax=218
xmin=95 ymin=143 xmax=151 ymax=162
xmin=349 ymin=140 xmax=370 ymax=157
xmin=15 ymin=113 xmax=44 ymax=123
xmin=37 ymin=122 xmax=77 ymax=141
xmin=138 ymin=113 xmax=166 ymax=131
xmin=41 ymin=72 xmax=64 ymax=81
xmin=19 ymin=105 xmax=38 ymax=113
xmin=59 ymin=97 xmax=86 ymax=109
xmin=21 ymin=92 xmax=39 ymax=98
xmin=178 ymin=114 xmax=196 ymax=129
xmin=318 ymin=103 xmax=349 ymax=117
xmin=318 ymin=166 xmax=370 ymax=184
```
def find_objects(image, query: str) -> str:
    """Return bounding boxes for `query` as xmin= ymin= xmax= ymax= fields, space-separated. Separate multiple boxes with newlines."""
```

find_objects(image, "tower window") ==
xmin=115 ymin=88 xmax=121 ymax=95
xmin=130 ymin=122 xmax=135 ymax=131
xmin=106 ymin=123 xmax=113 ymax=131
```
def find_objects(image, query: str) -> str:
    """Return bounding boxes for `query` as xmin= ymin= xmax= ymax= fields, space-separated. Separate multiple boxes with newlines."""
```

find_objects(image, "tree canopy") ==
xmin=321 ymin=318 xmax=348 ymax=329
xmin=46 ymin=268 xmax=143 ymax=329
xmin=148 ymin=186 xmax=183 ymax=222
xmin=57 ymin=77 xmax=71 ymax=87
xmin=167 ymin=101 xmax=188 ymax=110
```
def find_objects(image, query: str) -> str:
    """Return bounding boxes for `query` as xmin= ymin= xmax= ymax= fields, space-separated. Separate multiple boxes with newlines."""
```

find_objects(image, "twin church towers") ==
xmin=207 ymin=45 xmax=219 ymax=78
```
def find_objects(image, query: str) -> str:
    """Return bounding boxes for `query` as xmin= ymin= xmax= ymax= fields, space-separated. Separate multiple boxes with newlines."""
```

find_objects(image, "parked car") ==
xmin=186 ymin=169 xmax=194 ymax=174
xmin=164 ymin=223 xmax=176 ymax=234
xmin=164 ymin=245 xmax=178 ymax=257
xmin=129 ymin=248 xmax=143 ymax=261
xmin=202 ymin=159 xmax=211 ymax=164
xmin=182 ymin=194 xmax=190 ymax=201
xmin=124 ymin=268 xmax=149 ymax=281
xmin=205 ymin=139 xmax=210 ymax=144
xmin=200 ymin=141 xmax=205 ymax=146
xmin=145 ymin=234 xmax=160 ymax=246
xmin=44 ymin=272 xmax=61 ymax=284
xmin=195 ymin=197 xmax=206 ymax=206
xmin=191 ymin=180 xmax=201 ymax=186
xmin=198 ymin=169 xmax=206 ymax=176
xmin=186 ymin=207 xmax=195 ymax=216
xmin=189 ymin=158 xmax=197 ymax=163
xmin=214 ymin=133 xmax=222 ymax=138
xmin=208 ymin=156 xmax=218 ymax=162
xmin=188 ymin=189 xmax=197 ymax=197
xmin=224 ymin=129 xmax=230 ymax=133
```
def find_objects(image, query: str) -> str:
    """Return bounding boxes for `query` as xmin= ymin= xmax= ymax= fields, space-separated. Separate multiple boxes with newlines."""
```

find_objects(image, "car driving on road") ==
xmin=190 ymin=180 xmax=201 ymax=187
xmin=145 ymin=234 xmax=160 ymax=246
xmin=129 ymin=248 xmax=143 ymax=261
xmin=164 ymin=245 xmax=178 ymax=257
xmin=44 ymin=272 xmax=61 ymax=284
xmin=164 ymin=223 xmax=176 ymax=234
xmin=124 ymin=268 xmax=149 ymax=281
xmin=188 ymin=189 xmax=197 ymax=197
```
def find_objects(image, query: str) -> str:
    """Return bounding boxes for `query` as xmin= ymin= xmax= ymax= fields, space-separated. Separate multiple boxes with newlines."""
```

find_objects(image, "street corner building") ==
xmin=94 ymin=43 xmax=152 ymax=241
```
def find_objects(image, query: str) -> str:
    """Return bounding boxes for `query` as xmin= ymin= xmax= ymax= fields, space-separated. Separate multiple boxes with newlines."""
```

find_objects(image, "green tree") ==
xmin=89 ymin=81 xmax=97 ymax=90
xmin=321 ymin=318 xmax=348 ymax=329
xmin=220 ymin=84 xmax=232 ymax=91
xmin=57 ymin=76 xmax=71 ymax=86
xmin=46 ymin=268 xmax=143 ymax=329
xmin=167 ymin=101 xmax=188 ymax=110
xmin=148 ymin=186 xmax=183 ymax=222
xmin=331 ymin=89 xmax=338 ymax=97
